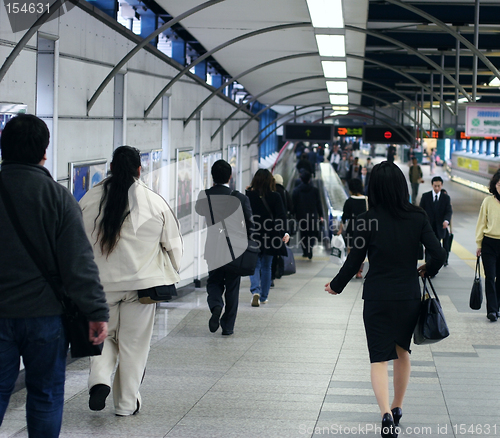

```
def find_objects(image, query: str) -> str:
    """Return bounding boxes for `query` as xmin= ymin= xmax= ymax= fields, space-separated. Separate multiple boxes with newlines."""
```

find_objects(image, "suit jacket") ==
xmin=419 ymin=191 xmax=452 ymax=240
xmin=330 ymin=207 xmax=446 ymax=300
xmin=195 ymin=185 xmax=255 ymax=270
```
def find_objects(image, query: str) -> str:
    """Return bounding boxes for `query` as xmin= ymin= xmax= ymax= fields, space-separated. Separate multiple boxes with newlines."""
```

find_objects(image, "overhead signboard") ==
xmin=466 ymin=105 xmax=500 ymax=137
xmin=363 ymin=126 xmax=413 ymax=144
xmin=443 ymin=126 xmax=457 ymax=139
xmin=425 ymin=130 xmax=443 ymax=139
xmin=334 ymin=126 xmax=363 ymax=137
xmin=283 ymin=123 xmax=333 ymax=142
xmin=456 ymin=130 xmax=498 ymax=140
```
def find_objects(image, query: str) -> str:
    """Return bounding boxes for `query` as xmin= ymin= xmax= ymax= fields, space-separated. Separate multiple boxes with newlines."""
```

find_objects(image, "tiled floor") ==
xmin=3 ymin=161 xmax=500 ymax=438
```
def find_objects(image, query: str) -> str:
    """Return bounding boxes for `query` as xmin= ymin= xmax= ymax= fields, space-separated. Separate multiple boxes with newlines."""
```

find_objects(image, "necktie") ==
xmin=434 ymin=194 xmax=438 ymax=202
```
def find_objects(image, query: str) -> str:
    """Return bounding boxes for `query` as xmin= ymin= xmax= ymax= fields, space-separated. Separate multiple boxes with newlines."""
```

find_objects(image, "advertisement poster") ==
xmin=227 ymin=145 xmax=238 ymax=191
xmin=202 ymin=151 xmax=222 ymax=190
xmin=466 ymin=105 xmax=500 ymax=138
xmin=140 ymin=151 xmax=152 ymax=188
xmin=151 ymin=149 xmax=162 ymax=193
xmin=70 ymin=160 xmax=107 ymax=201
xmin=176 ymin=149 xmax=194 ymax=233
xmin=0 ymin=103 xmax=28 ymax=141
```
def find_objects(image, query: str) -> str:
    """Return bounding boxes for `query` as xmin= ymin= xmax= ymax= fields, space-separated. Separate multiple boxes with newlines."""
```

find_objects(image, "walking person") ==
xmin=476 ymin=170 xmax=500 ymax=322
xmin=325 ymin=161 xmax=445 ymax=438
xmin=408 ymin=157 xmax=423 ymax=205
xmin=246 ymin=169 xmax=290 ymax=306
xmin=80 ymin=146 xmax=183 ymax=416
xmin=419 ymin=176 xmax=452 ymax=268
xmin=292 ymin=171 xmax=324 ymax=259
xmin=195 ymin=160 xmax=255 ymax=335
xmin=0 ymin=114 xmax=109 ymax=438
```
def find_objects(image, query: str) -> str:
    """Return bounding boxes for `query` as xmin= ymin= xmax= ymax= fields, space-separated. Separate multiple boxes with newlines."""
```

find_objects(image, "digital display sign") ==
xmin=283 ymin=123 xmax=333 ymax=141
xmin=334 ymin=126 xmax=363 ymax=137
xmin=363 ymin=126 xmax=413 ymax=144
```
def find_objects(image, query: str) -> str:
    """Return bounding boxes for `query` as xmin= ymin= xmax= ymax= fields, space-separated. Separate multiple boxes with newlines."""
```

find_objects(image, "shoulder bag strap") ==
xmin=422 ymin=276 xmax=440 ymax=303
xmin=0 ymin=174 xmax=66 ymax=308
xmin=205 ymin=190 xmax=237 ymax=261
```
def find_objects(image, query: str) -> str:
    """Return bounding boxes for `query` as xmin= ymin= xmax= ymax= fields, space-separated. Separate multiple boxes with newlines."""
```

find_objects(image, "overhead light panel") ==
xmin=489 ymin=77 xmax=500 ymax=87
xmin=306 ymin=0 xmax=344 ymax=28
xmin=329 ymin=95 xmax=349 ymax=105
xmin=331 ymin=106 xmax=349 ymax=111
xmin=326 ymin=81 xmax=348 ymax=94
xmin=315 ymin=35 xmax=346 ymax=57
xmin=322 ymin=61 xmax=347 ymax=78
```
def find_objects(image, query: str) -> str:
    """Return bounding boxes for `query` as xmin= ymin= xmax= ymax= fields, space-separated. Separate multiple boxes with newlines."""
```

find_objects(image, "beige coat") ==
xmin=80 ymin=179 xmax=183 ymax=292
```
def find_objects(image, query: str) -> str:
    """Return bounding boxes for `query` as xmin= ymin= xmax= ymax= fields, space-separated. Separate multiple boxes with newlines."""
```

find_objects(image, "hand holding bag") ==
xmin=469 ymin=256 xmax=483 ymax=310
xmin=0 ymin=175 xmax=103 ymax=358
xmin=330 ymin=235 xmax=346 ymax=265
xmin=413 ymin=276 xmax=450 ymax=345
xmin=281 ymin=246 xmax=296 ymax=276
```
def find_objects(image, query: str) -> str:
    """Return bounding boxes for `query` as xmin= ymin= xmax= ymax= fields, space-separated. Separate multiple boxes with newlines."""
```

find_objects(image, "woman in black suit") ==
xmin=246 ymin=169 xmax=289 ymax=307
xmin=325 ymin=162 xmax=445 ymax=438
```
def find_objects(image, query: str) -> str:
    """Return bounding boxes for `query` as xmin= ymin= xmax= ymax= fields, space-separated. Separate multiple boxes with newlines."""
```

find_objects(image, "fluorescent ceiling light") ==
xmin=306 ymin=0 xmax=344 ymax=28
xmin=331 ymin=106 xmax=349 ymax=111
xmin=457 ymin=96 xmax=481 ymax=103
xmin=322 ymin=61 xmax=347 ymax=78
xmin=330 ymin=95 xmax=349 ymax=105
xmin=316 ymin=35 xmax=345 ymax=57
xmin=331 ymin=111 xmax=349 ymax=116
xmin=326 ymin=81 xmax=348 ymax=94
xmin=489 ymin=77 xmax=500 ymax=87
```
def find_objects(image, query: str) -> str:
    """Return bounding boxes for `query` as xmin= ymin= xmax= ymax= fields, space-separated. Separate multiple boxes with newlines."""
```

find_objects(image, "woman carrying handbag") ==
xmin=325 ymin=162 xmax=445 ymax=438
xmin=246 ymin=169 xmax=289 ymax=306
xmin=475 ymin=170 xmax=500 ymax=322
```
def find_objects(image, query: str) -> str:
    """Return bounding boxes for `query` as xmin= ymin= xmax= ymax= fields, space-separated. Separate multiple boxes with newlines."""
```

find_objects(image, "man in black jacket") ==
xmin=0 ymin=115 xmax=109 ymax=437
xmin=419 ymin=176 xmax=453 ymax=265
xmin=195 ymin=160 xmax=255 ymax=336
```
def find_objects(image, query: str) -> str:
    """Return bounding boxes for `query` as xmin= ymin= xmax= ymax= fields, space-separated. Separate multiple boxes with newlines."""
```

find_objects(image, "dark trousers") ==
xmin=206 ymin=267 xmax=241 ymax=333
xmin=481 ymin=236 xmax=500 ymax=315
xmin=0 ymin=315 xmax=68 ymax=438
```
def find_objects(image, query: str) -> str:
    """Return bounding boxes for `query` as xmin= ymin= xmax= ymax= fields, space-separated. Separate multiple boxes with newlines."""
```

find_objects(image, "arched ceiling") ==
xmin=153 ymin=0 xmax=500 ymax=123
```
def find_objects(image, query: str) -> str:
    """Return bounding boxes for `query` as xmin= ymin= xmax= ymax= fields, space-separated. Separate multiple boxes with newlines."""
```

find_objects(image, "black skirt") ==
xmin=363 ymin=299 xmax=421 ymax=363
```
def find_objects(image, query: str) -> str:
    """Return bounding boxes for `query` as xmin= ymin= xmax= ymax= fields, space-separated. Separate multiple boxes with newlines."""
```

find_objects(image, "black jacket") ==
xmin=195 ymin=185 xmax=255 ymax=270
xmin=0 ymin=162 xmax=109 ymax=321
xmin=292 ymin=182 xmax=323 ymax=221
xmin=276 ymin=183 xmax=293 ymax=215
xmin=245 ymin=190 xmax=288 ymax=256
xmin=419 ymin=191 xmax=453 ymax=240
xmin=330 ymin=207 xmax=446 ymax=300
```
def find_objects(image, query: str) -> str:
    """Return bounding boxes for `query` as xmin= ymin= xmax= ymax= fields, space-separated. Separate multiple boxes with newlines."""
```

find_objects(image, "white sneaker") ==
xmin=260 ymin=300 xmax=269 ymax=304
xmin=251 ymin=294 xmax=260 ymax=307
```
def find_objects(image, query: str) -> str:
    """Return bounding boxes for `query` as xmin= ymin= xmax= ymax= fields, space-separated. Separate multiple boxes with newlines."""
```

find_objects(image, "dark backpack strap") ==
xmin=0 ymin=174 xmax=66 ymax=307
xmin=260 ymin=195 xmax=274 ymax=220
xmin=205 ymin=190 xmax=236 ymax=261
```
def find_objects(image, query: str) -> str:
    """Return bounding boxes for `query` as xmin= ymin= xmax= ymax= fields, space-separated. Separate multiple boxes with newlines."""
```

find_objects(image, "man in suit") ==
xmin=360 ymin=167 xmax=370 ymax=196
xmin=419 ymin=176 xmax=453 ymax=266
xmin=195 ymin=160 xmax=255 ymax=336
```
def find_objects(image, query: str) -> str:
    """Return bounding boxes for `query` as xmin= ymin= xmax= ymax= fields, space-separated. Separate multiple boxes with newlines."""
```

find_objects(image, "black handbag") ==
xmin=470 ymin=256 xmax=483 ymax=310
xmin=281 ymin=246 xmax=296 ymax=276
xmin=443 ymin=228 xmax=454 ymax=253
xmin=413 ymin=277 xmax=450 ymax=345
xmin=0 ymin=175 xmax=103 ymax=358
xmin=138 ymin=284 xmax=177 ymax=304
xmin=206 ymin=191 xmax=259 ymax=277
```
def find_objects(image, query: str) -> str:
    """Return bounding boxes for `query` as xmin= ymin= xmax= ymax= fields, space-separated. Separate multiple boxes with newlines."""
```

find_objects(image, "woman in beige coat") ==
xmin=79 ymin=146 xmax=183 ymax=416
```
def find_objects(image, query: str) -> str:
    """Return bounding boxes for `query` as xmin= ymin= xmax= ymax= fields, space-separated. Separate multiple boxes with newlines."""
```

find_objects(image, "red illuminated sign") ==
xmin=384 ymin=131 xmax=392 ymax=139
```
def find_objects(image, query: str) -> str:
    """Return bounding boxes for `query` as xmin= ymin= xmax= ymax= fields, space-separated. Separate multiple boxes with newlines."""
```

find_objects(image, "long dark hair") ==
xmin=367 ymin=161 xmax=422 ymax=218
xmin=489 ymin=170 xmax=500 ymax=202
xmin=249 ymin=169 xmax=276 ymax=196
xmin=95 ymin=146 xmax=141 ymax=255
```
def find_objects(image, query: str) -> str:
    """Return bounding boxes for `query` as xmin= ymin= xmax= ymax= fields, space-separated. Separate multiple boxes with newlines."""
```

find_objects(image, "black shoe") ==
xmin=221 ymin=330 xmax=233 ymax=336
xmin=381 ymin=413 xmax=398 ymax=438
xmin=487 ymin=312 xmax=498 ymax=322
xmin=89 ymin=384 xmax=111 ymax=411
xmin=391 ymin=407 xmax=402 ymax=427
xmin=307 ymin=252 xmax=313 ymax=260
xmin=209 ymin=306 xmax=222 ymax=332
xmin=270 ymin=280 xmax=275 ymax=288
xmin=497 ymin=312 xmax=500 ymax=318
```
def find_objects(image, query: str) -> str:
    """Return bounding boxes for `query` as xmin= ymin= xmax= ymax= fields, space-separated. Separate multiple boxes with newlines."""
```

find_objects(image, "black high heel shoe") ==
xmin=381 ymin=413 xmax=398 ymax=438
xmin=391 ymin=407 xmax=402 ymax=426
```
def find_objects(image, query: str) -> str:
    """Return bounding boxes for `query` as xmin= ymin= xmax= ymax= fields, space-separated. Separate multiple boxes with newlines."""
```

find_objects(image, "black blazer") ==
xmin=419 ymin=191 xmax=452 ymax=240
xmin=330 ymin=207 xmax=446 ymax=300
xmin=195 ymin=185 xmax=255 ymax=267
xmin=245 ymin=190 xmax=288 ymax=256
